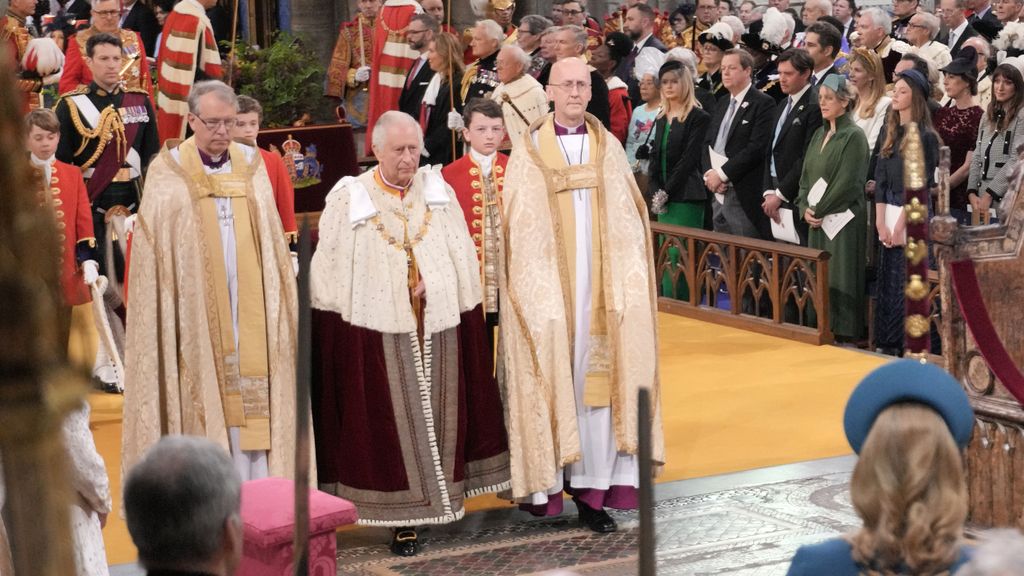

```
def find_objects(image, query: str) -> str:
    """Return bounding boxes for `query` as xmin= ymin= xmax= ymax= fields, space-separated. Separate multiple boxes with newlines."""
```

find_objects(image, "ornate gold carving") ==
xmin=901 ymin=122 xmax=926 ymax=191
xmin=905 ymin=274 xmax=928 ymax=301
xmin=905 ymin=314 xmax=930 ymax=338
xmin=904 ymin=197 xmax=927 ymax=225
xmin=905 ymin=238 xmax=927 ymax=265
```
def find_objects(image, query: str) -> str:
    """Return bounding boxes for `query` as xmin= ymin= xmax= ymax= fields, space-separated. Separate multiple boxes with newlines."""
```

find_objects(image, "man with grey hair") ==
xmin=310 ymin=110 xmax=510 ymax=557
xmin=963 ymin=36 xmax=993 ymax=107
xmin=906 ymin=12 xmax=951 ymax=69
xmin=856 ymin=7 xmax=907 ymax=82
xmin=462 ymin=19 xmax=505 ymax=103
xmin=123 ymin=79 xmax=303 ymax=485
xmin=124 ymin=436 xmax=242 ymax=576
xmin=491 ymin=44 xmax=549 ymax=146
xmin=939 ymin=0 xmax=978 ymax=58
xmin=518 ymin=14 xmax=553 ymax=77
xmin=543 ymin=25 xmax=611 ymax=128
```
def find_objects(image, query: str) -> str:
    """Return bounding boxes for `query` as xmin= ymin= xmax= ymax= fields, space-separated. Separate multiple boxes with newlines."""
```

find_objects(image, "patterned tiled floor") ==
xmin=335 ymin=470 xmax=859 ymax=576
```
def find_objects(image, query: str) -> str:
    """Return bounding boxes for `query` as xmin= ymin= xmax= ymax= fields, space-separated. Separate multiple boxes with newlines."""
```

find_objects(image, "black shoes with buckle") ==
xmin=574 ymin=497 xmax=617 ymax=533
xmin=390 ymin=527 xmax=419 ymax=556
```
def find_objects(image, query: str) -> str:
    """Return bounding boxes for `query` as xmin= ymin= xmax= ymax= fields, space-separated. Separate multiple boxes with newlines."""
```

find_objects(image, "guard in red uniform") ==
xmin=440 ymin=99 xmax=507 ymax=351
xmin=25 ymin=108 xmax=99 ymax=357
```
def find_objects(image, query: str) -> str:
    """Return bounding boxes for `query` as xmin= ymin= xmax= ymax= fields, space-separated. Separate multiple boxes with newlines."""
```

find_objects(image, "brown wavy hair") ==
xmin=879 ymin=75 xmax=937 ymax=159
xmin=430 ymin=32 xmax=465 ymax=83
xmin=986 ymin=63 xmax=1024 ymax=131
xmin=847 ymin=403 xmax=968 ymax=575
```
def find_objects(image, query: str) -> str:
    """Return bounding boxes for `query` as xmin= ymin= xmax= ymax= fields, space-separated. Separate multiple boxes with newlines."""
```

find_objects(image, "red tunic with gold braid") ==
xmin=441 ymin=152 xmax=508 ymax=314
xmin=260 ymin=147 xmax=298 ymax=244
xmin=155 ymin=0 xmax=222 ymax=145
xmin=37 ymin=158 xmax=97 ymax=306
xmin=365 ymin=0 xmax=422 ymax=153
xmin=60 ymin=27 xmax=152 ymax=97
xmin=2 ymin=10 xmax=41 ymax=112
xmin=326 ymin=13 xmax=374 ymax=99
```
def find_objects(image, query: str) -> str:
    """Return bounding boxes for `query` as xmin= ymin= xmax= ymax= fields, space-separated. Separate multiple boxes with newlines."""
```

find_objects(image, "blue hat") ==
xmin=844 ymin=360 xmax=974 ymax=454
xmin=895 ymin=68 xmax=931 ymax=97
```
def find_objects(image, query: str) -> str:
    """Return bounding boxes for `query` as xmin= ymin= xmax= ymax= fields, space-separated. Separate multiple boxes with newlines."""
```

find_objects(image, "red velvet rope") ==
xmin=950 ymin=259 xmax=1024 ymax=405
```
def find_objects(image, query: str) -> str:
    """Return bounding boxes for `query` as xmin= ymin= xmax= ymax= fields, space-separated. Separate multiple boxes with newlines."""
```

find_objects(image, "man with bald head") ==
xmin=311 ymin=110 xmax=511 ymax=556
xmin=500 ymin=57 xmax=663 ymax=534
xmin=491 ymin=44 xmax=549 ymax=146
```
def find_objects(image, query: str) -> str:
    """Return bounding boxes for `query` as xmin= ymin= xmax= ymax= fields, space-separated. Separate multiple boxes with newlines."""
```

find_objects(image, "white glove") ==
xmin=291 ymin=251 xmax=299 ymax=277
xmin=23 ymin=37 xmax=65 ymax=76
xmin=41 ymin=71 xmax=61 ymax=86
xmin=447 ymin=110 xmax=465 ymax=130
xmin=124 ymin=214 xmax=137 ymax=234
xmin=82 ymin=260 xmax=99 ymax=286
xmin=354 ymin=66 xmax=371 ymax=83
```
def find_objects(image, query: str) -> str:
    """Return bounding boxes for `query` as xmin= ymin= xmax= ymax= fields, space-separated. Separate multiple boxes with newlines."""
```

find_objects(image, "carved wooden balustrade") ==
xmin=651 ymin=222 xmax=833 ymax=345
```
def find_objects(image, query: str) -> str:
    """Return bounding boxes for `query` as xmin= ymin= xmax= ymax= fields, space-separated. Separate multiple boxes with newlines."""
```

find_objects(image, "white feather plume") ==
xmin=994 ymin=22 xmax=1024 ymax=52
xmin=702 ymin=22 xmax=734 ymax=44
xmin=760 ymin=7 xmax=793 ymax=47
xmin=22 ymin=37 xmax=64 ymax=76
xmin=471 ymin=0 xmax=491 ymax=17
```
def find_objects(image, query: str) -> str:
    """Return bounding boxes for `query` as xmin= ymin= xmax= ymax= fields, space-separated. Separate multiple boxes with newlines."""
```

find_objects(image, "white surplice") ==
xmin=171 ymin=145 xmax=269 ymax=481
xmin=525 ymin=128 xmax=640 ymax=505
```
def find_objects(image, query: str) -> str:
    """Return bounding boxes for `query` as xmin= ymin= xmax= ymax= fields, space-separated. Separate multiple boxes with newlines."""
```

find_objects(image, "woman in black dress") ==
xmin=420 ymin=32 xmax=464 ymax=166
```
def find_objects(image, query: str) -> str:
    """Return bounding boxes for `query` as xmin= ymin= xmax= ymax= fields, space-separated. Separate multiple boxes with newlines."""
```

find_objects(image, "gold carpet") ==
xmin=73 ymin=308 xmax=886 ymax=565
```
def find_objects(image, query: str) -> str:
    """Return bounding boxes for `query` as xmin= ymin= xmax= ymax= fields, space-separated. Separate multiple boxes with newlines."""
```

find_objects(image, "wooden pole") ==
xmin=638 ymin=387 xmax=656 ymax=576
xmin=292 ymin=219 xmax=312 ymax=576
xmin=227 ymin=0 xmax=241 ymax=87
xmin=448 ymin=2 xmax=457 ymax=161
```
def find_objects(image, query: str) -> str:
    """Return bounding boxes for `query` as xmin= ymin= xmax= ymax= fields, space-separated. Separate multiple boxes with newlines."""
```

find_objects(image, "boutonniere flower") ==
xmin=741 ymin=101 xmax=749 ymax=109
xmin=797 ymin=105 xmax=804 ymax=112
xmin=792 ymin=118 xmax=802 ymax=126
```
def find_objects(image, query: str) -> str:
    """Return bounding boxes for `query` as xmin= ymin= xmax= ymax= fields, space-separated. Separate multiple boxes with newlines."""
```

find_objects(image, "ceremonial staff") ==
xmin=227 ymin=0 xmax=241 ymax=86
xmin=638 ymin=388 xmax=656 ymax=576
xmin=292 ymin=219 xmax=313 ymax=575
xmin=448 ymin=3 xmax=457 ymax=160
xmin=901 ymin=123 xmax=931 ymax=359
xmin=501 ymin=91 xmax=529 ymax=125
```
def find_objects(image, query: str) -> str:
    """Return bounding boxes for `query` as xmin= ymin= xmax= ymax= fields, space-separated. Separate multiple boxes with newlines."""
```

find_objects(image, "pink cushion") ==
xmin=240 ymin=477 xmax=358 ymax=549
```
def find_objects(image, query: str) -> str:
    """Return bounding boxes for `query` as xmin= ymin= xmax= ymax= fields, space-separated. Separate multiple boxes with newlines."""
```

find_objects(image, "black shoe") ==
xmin=390 ymin=527 xmax=419 ymax=556
xmin=92 ymin=376 xmax=122 ymax=394
xmin=574 ymin=498 xmax=617 ymax=533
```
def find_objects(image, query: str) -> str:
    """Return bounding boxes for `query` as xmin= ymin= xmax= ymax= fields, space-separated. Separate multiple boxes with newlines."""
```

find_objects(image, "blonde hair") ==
xmin=847 ymin=403 xmax=968 ymax=575
xmin=659 ymin=63 xmax=699 ymax=123
xmin=852 ymin=48 xmax=887 ymax=121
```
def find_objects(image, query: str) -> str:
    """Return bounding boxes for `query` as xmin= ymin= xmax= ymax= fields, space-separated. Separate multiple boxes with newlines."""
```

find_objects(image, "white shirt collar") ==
xmin=470 ymin=148 xmax=496 ymax=176
xmin=636 ymin=32 xmax=654 ymax=49
xmin=951 ymin=19 xmax=969 ymax=39
xmin=730 ymin=82 xmax=752 ymax=107
xmin=812 ymin=65 xmax=832 ymax=84
xmin=790 ymin=83 xmax=811 ymax=107
xmin=30 ymin=153 xmax=53 ymax=166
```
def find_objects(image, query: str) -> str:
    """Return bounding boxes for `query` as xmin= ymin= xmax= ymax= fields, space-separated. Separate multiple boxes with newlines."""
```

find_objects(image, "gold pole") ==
xmin=227 ymin=0 xmax=241 ymax=87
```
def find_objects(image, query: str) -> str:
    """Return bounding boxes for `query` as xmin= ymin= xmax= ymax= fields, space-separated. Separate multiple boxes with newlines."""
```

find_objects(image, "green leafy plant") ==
xmin=229 ymin=32 xmax=326 ymax=128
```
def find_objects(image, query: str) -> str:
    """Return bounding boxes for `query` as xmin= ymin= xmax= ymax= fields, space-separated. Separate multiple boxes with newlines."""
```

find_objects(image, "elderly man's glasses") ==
xmin=562 ymin=8 xmax=584 ymax=15
xmin=93 ymin=8 xmax=122 ymax=17
xmin=194 ymin=116 xmax=239 ymax=131
xmin=552 ymin=80 xmax=591 ymax=92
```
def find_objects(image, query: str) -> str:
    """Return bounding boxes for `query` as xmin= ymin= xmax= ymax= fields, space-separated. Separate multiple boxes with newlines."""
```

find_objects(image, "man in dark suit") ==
xmin=967 ymin=0 xmax=1001 ymax=33
xmin=398 ymin=13 xmax=437 ymax=119
xmin=762 ymin=49 xmax=821 ymax=245
xmin=940 ymin=0 xmax=979 ymax=58
xmin=120 ymin=0 xmax=160 ymax=55
xmin=804 ymin=21 xmax=841 ymax=87
xmin=702 ymin=48 xmax=776 ymax=239
xmin=618 ymin=3 xmax=666 ymax=107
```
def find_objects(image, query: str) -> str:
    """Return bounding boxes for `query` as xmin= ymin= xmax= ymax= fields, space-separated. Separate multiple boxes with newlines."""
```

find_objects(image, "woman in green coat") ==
xmin=797 ymin=74 xmax=870 ymax=342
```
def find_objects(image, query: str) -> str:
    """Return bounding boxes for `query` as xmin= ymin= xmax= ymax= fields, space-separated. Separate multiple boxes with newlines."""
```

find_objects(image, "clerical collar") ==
xmin=554 ymin=120 xmax=585 ymax=135
xmin=90 ymin=81 xmax=121 ymax=97
xmin=197 ymin=148 xmax=228 ymax=169
xmin=470 ymin=148 xmax=495 ymax=176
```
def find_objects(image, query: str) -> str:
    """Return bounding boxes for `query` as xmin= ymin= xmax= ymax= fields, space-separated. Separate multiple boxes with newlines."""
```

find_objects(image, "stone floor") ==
xmin=109 ymin=455 xmax=858 ymax=576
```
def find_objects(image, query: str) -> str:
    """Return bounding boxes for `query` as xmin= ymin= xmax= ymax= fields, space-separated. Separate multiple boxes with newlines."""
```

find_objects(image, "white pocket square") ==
xmin=742 ymin=119 xmax=749 ymax=124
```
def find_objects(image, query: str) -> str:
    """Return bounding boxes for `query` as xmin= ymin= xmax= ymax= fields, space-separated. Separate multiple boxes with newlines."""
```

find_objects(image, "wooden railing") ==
xmin=651 ymin=222 xmax=834 ymax=345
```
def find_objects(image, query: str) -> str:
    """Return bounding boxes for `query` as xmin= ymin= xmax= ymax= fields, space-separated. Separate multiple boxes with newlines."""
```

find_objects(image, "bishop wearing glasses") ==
xmin=500 ymin=57 xmax=664 ymax=532
xmin=122 ymin=80 xmax=307 ymax=483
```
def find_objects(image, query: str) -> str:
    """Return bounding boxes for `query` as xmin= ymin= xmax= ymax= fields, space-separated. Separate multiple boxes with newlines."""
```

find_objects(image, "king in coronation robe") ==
xmin=310 ymin=112 xmax=510 ymax=556
xmin=122 ymin=83 xmax=305 ymax=482
xmin=325 ymin=0 xmax=378 ymax=129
